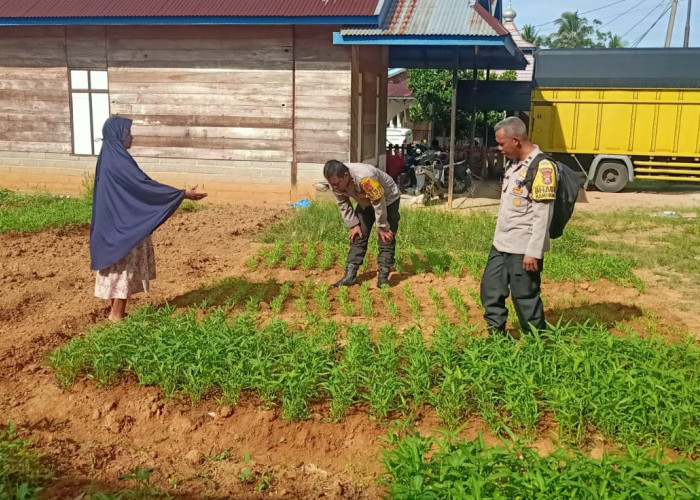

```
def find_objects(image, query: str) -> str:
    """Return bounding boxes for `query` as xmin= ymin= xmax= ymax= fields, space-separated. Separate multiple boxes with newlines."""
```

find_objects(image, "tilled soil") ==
xmin=1 ymin=198 xmax=698 ymax=498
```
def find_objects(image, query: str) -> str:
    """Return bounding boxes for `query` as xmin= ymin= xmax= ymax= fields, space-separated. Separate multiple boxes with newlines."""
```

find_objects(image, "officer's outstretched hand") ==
xmin=378 ymin=229 xmax=394 ymax=243
xmin=349 ymin=225 xmax=363 ymax=241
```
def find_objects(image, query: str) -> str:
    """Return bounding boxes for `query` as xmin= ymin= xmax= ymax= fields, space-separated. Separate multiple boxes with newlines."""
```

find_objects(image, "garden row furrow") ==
xmin=51 ymin=307 xmax=700 ymax=454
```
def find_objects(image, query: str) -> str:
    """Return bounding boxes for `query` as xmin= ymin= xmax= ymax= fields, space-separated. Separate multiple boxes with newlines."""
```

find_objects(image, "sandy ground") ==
xmin=1 ymin=185 xmax=700 ymax=498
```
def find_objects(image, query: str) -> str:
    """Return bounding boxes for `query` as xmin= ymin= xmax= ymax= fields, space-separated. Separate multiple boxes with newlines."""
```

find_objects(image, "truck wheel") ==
xmin=594 ymin=162 xmax=628 ymax=193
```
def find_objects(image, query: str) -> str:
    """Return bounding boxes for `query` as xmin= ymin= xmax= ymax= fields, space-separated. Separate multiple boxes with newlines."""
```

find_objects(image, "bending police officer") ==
xmin=323 ymin=160 xmax=401 ymax=287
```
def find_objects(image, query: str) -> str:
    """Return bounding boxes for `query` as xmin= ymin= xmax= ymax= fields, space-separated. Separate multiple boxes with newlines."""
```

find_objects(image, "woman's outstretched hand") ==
xmin=184 ymin=185 xmax=208 ymax=201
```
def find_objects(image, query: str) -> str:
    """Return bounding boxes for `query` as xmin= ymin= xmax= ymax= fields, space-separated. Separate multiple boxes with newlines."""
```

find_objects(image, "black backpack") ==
xmin=524 ymin=153 xmax=579 ymax=239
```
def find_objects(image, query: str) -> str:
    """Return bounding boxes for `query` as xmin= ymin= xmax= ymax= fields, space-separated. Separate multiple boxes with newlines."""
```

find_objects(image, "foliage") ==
xmin=538 ymin=11 xmax=628 ymax=48
xmin=50 ymin=310 xmax=700 ymax=454
xmin=259 ymin=202 xmax=643 ymax=288
xmin=0 ymin=189 xmax=92 ymax=233
xmin=406 ymin=69 xmax=515 ymax=140
xmin=0 ymin=423 xmax=46 ymax=500
xmin=383 ymin=430 xmax=700 ymax=499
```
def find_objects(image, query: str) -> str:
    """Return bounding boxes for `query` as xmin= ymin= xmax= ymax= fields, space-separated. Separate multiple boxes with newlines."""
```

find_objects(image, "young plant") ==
xmin=401 ymin=327 xmax=432 ymax=410
xmin=301 ymin=243 xmax=317 ymax=270
xmin=284 ymin=241 xmax=302 ymax=269
xmin=466 ymin=286 xmax=483 ymax=310
xmin=380 ymin=284 xmax=399 ymax=319
xmin=366 ymin=326 xmax=402 ymax=421
xmin=293 ymin=280 xmax=315 ymax=314
xmin=338 ymin=286 xmax=355 ymax=317
xmin=447 ymin=286 xmax=469 ymax=325
xmin=326 ymin=324 xmax=374 ymax=421
xmin=358 ymin=282 xmax=374 ymax=317
xmin=428 ymin=287 xmax=449 ymax=327
xmin=312 ymin=283 xmax=332 ymax=316
xmin=245 ymin=254 xmax=259 ymax=271
xmin=265 ymin=241 xmax=285 ymax=268
xmin=270 ymin=282 xmax=292 ymax=315
xmin=402 ymin=284 xmax=422 ymax=323
xmin=318 ymin=242 xmax=335 ymax=271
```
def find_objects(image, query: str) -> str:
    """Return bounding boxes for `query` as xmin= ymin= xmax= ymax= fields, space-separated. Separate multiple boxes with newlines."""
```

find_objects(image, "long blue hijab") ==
xmin=89 ymin=116 xmax=184 ymax=270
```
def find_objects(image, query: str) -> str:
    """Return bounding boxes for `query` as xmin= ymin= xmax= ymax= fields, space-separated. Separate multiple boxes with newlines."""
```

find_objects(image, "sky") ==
xmin=509 ymin=0 xmax=699 ymax=48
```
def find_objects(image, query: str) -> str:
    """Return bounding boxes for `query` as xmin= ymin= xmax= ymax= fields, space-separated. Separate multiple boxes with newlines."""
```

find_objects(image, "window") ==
xmin=70 ymin=70 xmax=110 ymax=155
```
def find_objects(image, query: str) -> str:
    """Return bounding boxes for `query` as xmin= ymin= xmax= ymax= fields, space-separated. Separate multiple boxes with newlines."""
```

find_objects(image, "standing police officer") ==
xmin=323 ymin=160 xmax=401 ymax=287
xmin=481 ymin=117 xmax=557 ymax=335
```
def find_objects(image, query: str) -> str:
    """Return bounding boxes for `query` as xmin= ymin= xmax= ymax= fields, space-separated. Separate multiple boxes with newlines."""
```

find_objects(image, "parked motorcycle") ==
xmin=398 ymin=145 xmax=472 ymax=204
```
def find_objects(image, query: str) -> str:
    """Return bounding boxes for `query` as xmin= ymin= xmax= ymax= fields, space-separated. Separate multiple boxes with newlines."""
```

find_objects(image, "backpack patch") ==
xmin=525 ymin=154 xmax=579 ymax=239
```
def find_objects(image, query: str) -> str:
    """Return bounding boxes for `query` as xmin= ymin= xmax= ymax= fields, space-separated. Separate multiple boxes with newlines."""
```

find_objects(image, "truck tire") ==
xmin=594 ymin=162 xmax=628 ymax=193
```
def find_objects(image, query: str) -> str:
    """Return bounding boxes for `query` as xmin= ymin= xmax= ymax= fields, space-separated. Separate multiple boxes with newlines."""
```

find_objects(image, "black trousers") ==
xmin=346 ymin=199 xmax=400 ymax=268
xmin=480 ymin=246 xmax=545 ymax=334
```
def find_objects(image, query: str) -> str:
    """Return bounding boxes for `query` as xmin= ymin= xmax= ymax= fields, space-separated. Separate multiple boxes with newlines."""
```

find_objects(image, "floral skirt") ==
xmin=94 ymin=236 xmax=156 ymax=300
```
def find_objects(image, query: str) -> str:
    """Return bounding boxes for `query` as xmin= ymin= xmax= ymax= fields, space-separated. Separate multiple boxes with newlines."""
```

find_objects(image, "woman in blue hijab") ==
xmin=90 ymin=116 xmax=207 ymax=321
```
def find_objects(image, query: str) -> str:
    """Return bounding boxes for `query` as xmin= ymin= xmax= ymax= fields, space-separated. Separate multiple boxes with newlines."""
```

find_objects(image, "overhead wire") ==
xmin=631 ymin=3 xmax=674 ymax=45
xmin=531 ymin=0 xmax=639 ymax=28
xmin=599 ymin=0 xmax=656 ymax=27
xmin=620 ymin=0 xmax=669 ymax=38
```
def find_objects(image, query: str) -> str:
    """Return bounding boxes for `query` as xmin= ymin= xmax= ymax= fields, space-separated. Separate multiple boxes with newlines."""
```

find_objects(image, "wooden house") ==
xmin=0 ymin=0 xmax=525 ymax=201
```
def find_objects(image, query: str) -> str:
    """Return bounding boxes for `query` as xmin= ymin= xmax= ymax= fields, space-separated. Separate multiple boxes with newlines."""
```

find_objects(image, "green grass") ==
xmin=0 ymin=188 xmax=206 ymax=234
xmin=383 ymin=430 xmax=700 ymax=499
xmin=586 ymin=209 xmax=700 ymax=278
xmin=0 ymin=423 xmax=46 ymax=499
xmin=0 ymin=189 xmax=92 ymax=233
xmin=50 ymin=309 xmax=700 ymax=453
xmin=258 ymin=201 xmax=645 ymax=288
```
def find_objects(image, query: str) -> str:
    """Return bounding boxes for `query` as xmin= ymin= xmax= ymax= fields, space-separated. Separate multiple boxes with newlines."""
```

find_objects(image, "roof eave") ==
xmin=333 ymin=33 xmax=515 ymax=46
xmin=0 ymin=14 xmax=384 ymax=26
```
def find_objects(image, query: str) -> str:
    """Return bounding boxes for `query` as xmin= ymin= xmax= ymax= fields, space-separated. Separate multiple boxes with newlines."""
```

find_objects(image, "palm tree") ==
xmin=607 ymin=34 xmax=627 ymax=48
xmin=522 ymin=24 xmax=540 ymax=45
xmin=550 ymin=11 xmax=595 ymax=48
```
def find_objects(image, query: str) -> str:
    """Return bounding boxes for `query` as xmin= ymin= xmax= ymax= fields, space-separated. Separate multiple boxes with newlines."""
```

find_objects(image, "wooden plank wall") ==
xmin=0 ymin=27 xmax=71 ymax=154
xmin=107 ymin=26 xmax=295 ymax=167
xmin=0 ymin=25 xmax=358 ymax=196
xmin=293 ymin=26 xmax=352 ymax=167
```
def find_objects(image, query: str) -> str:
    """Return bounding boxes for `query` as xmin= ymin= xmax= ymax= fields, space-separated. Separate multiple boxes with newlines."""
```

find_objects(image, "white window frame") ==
xmin=69 ymin=69 xmax=110 ymax=156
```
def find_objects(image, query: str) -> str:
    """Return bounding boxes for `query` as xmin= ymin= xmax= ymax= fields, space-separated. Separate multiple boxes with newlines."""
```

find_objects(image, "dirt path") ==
xmin=1 ymin=194 xmax=699 ymax=498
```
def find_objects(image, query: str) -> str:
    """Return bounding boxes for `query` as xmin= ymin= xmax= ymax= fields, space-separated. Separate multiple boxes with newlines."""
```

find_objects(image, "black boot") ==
xmin=377 ymin=266 xmax=391 ymax=287
xmin=332 ymin=264 xmax=359 ymax=287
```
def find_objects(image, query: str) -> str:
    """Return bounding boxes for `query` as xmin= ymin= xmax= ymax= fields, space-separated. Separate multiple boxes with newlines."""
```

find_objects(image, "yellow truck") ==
xmin=529 ymin=49 xmax=700 ymax=192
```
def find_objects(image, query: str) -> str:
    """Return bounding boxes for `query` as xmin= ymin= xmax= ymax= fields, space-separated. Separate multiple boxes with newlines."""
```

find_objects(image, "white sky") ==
xmin=509 ymin=0 xmax=699 ymax=48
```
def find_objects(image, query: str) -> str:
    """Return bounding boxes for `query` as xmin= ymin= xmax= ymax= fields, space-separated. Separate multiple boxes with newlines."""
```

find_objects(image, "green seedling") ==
xmin=358 ymin=282 xmax=374 ymax=317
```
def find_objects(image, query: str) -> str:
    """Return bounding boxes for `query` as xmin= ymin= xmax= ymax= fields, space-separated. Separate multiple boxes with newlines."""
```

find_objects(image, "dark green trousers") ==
xmin=480 ymin=246 xmax=545 ymax=334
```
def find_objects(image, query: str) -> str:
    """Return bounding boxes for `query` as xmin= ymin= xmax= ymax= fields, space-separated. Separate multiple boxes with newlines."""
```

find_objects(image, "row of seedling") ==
xmin=247 ymin=241 xmax=486 ymax=278
xmin=51 ymin=308 xmax=700 ymax=454
xmin=199 ymin=276 xmax=480 ymax=328
xmin=382 ymin=429 xmax=700 ymax=498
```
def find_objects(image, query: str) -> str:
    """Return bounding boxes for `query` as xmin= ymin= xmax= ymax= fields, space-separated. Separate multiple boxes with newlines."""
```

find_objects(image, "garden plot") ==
xmin=1 ymin=194 xmax=700 ymax=498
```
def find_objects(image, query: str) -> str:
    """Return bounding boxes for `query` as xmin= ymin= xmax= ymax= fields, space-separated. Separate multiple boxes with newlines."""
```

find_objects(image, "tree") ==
xmin=546 ymin=11 xmax=595 ymax=48
xmin=522 ymin=24 xmax=545 ymax=46
xmin=540 ymin=11 xmax=628 ymax=48
xmin=406 ymin=69 xmax=515 ymax=141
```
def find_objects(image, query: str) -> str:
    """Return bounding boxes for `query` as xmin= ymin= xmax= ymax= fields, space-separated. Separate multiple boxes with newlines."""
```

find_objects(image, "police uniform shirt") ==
xmin=493 ymin=147 xmax=556 ymax=259
xmin=331 ymin=163 xmax=401 ymax=231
